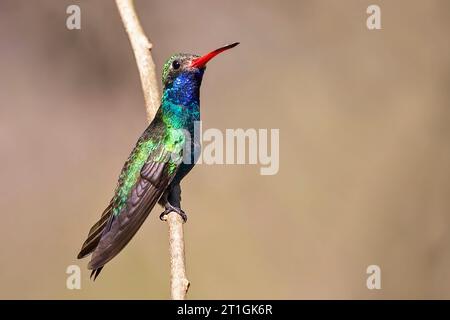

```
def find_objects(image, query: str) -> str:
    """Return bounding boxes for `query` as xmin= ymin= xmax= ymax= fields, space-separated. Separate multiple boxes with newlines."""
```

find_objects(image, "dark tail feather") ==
xmin=90 ymin=267 xmax=104 ymax=281
xmin=77 ymin=203 xmax=113 ymax=259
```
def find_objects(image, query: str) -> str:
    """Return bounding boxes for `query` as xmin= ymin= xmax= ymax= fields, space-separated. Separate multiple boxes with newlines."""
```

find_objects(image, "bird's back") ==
xmin=77 ymin=111 xmax=178 ymax=270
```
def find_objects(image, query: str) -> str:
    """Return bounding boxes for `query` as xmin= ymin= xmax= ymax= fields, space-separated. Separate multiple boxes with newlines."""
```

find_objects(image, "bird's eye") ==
xmin=172 ymin=60 xmax=181 ymax=70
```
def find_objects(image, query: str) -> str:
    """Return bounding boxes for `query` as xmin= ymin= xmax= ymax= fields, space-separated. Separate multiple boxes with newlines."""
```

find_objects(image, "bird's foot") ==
xmin=159 ymin=203 xmax=187 ymax=223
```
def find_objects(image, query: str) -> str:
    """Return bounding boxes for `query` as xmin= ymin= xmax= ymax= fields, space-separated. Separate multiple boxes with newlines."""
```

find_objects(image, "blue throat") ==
xmin=161 ymin=71 xmax=203 ymax=129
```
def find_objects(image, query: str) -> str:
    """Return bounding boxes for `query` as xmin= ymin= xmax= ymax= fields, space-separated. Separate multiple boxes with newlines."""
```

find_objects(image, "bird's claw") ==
xmin=159 ymin=204 xmax=187 ymax=223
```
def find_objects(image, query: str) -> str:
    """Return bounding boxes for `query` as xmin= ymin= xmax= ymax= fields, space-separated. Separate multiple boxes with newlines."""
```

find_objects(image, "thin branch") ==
xmin=115 ymin=0 xmax=190 ymax=300
xmin=164 ymin=213 xmax=190 ymax=299
xmin=116 ymin=0 xmax=160 ymax=122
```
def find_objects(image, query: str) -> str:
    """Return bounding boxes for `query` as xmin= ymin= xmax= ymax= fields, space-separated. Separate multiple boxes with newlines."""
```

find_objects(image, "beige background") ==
xmin=0 ymin=0 xmax=449 ymax=299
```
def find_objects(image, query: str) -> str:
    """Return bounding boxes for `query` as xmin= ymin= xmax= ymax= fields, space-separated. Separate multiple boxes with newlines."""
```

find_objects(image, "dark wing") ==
xmin=77 ymin=128 xmax=161 ymax=261
xmin=87 ymin=148 xmax=180 ymax=271
xmin=78 ymin=113 xmax=164 ymax=261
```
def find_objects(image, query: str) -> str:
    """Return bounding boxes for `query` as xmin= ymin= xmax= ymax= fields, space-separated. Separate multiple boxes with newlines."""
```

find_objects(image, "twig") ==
xmin=164 ymin=213 xmax=190 ymax=299
xmin=115 ymin=0 xmax=190 ymax=300
xmin=116 ymin=0 xmax=160 ymax=122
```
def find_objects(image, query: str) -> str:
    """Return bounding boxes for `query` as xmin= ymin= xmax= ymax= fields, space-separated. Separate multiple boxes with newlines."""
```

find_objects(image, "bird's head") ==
xmin=162 ymin=42 xmax=239 ymax=90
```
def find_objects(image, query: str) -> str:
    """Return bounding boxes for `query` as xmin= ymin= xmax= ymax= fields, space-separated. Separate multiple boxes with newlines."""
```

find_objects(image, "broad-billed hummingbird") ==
xmin=78 ymin=42 xmax=239 ymax=279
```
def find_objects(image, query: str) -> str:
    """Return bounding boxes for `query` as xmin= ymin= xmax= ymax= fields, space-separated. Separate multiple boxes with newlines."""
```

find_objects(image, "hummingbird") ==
xmin=77 ymin=42 xmax=239 ymax=280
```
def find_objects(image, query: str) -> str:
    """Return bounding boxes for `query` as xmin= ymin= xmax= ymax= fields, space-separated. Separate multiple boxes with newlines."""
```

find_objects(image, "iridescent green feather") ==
xmin=111 ymin=128 xmax=185 ymax=216
xmin=112 ymin=138 xmax=157 ymax=216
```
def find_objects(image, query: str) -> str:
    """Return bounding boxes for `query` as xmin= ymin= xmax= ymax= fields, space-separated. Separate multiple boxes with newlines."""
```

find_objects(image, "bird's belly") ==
xmin=172 ymin=139 xmax=200 ymax=185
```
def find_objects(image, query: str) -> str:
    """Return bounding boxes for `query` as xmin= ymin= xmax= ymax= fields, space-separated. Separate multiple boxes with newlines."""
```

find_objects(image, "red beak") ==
xmin=191 ymin=42 xmax=239 ymax=69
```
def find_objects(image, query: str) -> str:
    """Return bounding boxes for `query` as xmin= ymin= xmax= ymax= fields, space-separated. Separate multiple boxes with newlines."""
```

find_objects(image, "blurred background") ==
xmin=0 ymin=0 xmax=449 ymax=299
